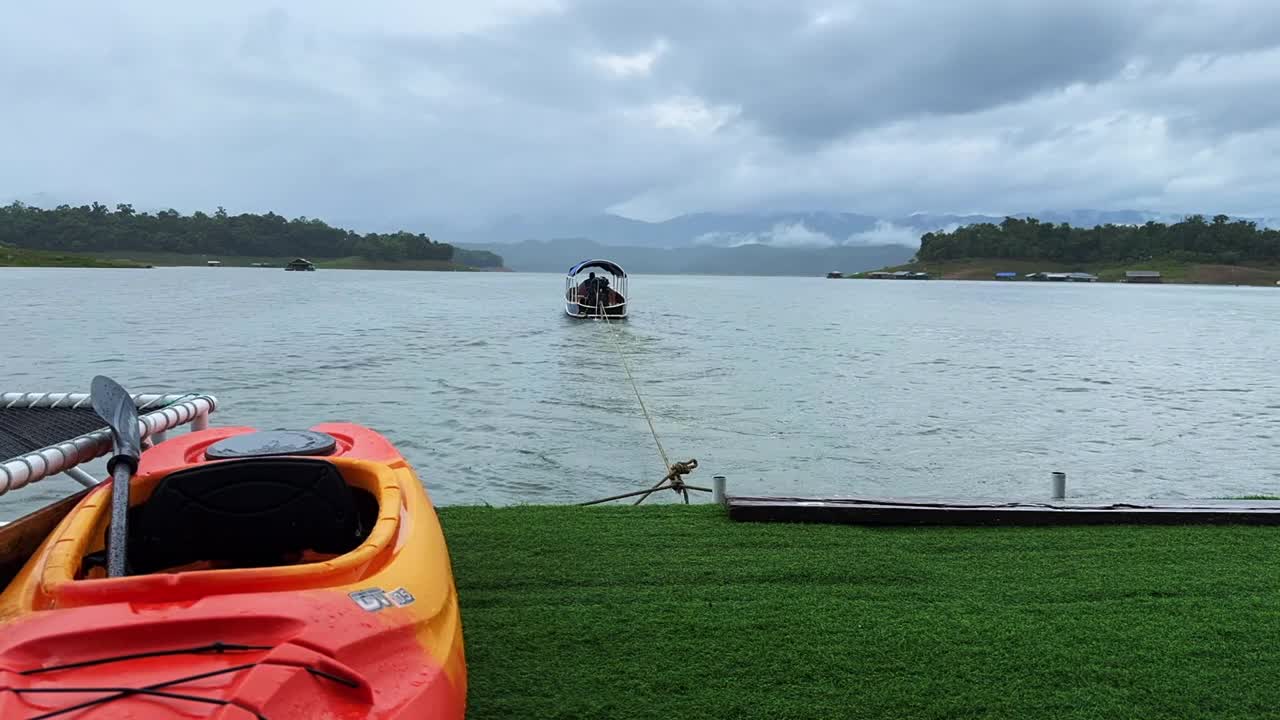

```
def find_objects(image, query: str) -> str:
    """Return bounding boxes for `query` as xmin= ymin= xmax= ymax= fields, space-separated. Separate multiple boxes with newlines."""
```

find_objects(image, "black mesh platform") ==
xmin=0 ymin=407 xmax=109 ymax=462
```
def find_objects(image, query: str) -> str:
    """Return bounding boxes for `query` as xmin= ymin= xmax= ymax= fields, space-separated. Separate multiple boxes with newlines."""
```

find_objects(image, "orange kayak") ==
xmin=0 ymin=423 xmax=466 ymax=719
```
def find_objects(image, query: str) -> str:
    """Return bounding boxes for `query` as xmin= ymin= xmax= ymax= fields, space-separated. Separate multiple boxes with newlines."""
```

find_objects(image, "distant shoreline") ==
xmin=0 ymin=246 xmax=150 ymax=269
xmin=842 ymin=258 xmax=1280 ymax=287
xmin=1 ymin=201 xmax=507 ymax=271
xmin=1 ymin=249 xmax=509 ymax=272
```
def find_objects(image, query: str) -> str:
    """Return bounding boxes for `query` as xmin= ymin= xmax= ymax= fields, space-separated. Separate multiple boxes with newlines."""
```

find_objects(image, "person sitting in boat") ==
xmin=582 ymin=272 xmax=600 ymax=307
xmin=596 ymin=275 xmax=611 ymax=307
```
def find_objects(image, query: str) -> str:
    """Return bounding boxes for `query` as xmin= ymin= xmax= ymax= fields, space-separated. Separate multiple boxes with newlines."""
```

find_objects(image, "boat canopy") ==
xmin=567 ymin=259 xmax=626 ymax=278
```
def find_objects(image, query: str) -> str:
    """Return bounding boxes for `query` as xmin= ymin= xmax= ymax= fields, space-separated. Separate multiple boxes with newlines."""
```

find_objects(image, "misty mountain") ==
xmin=442 ymin=211 xmax=890 ymax=249
xmin=439 ymin=208 xmax=1280 ymax=251
xmin=458 ymin=237 xmax=917 ymax=276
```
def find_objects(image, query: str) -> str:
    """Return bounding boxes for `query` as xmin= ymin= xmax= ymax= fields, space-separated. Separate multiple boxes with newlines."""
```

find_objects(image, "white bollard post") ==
xmin=713 ymin=475 xmax=727 ymax=504
xmin=1051 ymin=471 xmax=1066 ymax=500
xmin=192 ymin=413 xmax=209 ymax=432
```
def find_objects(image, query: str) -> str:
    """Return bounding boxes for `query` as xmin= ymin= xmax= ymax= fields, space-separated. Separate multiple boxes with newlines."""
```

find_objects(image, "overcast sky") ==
xmin=3 ymin=1 xmax=1279 ymax=228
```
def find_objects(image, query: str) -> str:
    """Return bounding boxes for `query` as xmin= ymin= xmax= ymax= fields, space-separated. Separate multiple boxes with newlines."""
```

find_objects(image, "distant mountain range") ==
xmin=441 ymin=208 xmax=1280 ymax=252
xmin=457 ymin=236 xmax=918 ymax=276
xmin=449 ymin=208 xmax=1280 ymax=275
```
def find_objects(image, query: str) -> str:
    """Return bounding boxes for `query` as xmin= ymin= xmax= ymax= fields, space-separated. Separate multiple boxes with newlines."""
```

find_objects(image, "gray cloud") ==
xmin=3 ymin=0 xmax=1280 ymax=229
xmin=651 ymin=1 xmax=1148 ymax=144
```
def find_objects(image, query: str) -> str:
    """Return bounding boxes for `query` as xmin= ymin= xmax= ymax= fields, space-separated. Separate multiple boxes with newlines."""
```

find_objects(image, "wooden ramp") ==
xmin=726 ymin=495 xmax=1280 ymax=526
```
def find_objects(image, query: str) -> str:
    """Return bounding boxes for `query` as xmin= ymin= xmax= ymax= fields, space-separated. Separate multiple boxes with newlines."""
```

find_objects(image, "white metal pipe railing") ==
xmin=567 ymin=278 xmax=627 ymax=303
xmin=0 ymin=393 xmax=198 ymax=412
xmin=0 ymin=394 xmax=218 ymax=496
xmin=64 ymin=466 xmax=100 ymax=488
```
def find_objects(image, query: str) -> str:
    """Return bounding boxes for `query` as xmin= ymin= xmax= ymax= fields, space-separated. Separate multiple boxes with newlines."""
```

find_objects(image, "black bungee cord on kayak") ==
xmin=578 ymin=298 xmax=706 ymax=506
xmin=4 ymin=641 xmax=363 ymax=720
xmin=19 ymin=641 xmax=270 ymax=675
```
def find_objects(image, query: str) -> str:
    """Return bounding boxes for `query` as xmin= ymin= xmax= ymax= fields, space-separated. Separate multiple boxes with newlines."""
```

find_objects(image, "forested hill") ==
xmin=0 ymin=202 xmax=504 ymax=268
xmin=919 ymin=214 xmax=1280 ymax=265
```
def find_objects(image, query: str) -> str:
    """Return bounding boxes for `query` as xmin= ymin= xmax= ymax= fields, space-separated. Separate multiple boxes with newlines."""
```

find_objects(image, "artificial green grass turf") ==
xmin=438 ymin=505 xmax=1280 ymax=720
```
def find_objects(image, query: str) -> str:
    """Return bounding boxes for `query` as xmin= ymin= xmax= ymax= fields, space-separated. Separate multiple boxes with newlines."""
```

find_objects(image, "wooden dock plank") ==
xmin=725 ymin=495 xmax=1280 ymax=526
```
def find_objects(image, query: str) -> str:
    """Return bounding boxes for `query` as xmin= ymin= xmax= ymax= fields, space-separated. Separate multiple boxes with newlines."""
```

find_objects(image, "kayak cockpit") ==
xmin=23 ymin=452 xmax=405 ymax=610
xmin=81 ymin=456 xmax=381 ymax=577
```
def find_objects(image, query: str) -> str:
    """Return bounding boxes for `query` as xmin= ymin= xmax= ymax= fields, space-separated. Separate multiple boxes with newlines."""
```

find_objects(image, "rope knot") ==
xmin=663 ymin=459 xmax=698 ymax=492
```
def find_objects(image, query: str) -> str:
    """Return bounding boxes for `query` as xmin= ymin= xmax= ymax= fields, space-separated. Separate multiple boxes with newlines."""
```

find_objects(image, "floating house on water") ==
xmin=863 ymin=270 xmax=930 ymax=279
xmin=1026 ymin=271 xmax=1099 ymax=282
xmin=1124 ymin=270 xmax=1162 ymax=283
xmin=285 ymin=257 xmax=316 ymax=271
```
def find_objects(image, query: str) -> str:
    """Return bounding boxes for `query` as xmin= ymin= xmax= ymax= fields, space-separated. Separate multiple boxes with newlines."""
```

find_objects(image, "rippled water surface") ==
xmin=3 ymin=267 xmax=1278 ymax=518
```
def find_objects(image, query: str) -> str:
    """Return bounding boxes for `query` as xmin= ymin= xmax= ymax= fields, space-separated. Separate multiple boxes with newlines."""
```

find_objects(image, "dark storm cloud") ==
xmin=579 ymin=0 xmax=1149 ymax=144
xmin=376 ymin=0 xmax=1151 ymax=144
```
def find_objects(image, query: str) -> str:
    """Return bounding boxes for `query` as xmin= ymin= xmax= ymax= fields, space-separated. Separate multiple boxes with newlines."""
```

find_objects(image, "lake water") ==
xmin=2 ymin=267 xmax=1279 ymax=519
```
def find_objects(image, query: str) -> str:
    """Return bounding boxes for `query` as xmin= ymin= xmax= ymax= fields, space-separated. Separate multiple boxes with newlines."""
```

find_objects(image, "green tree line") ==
xmin=918 ymin=214 xmax=1280 ymax=265
xmin=0 ymin=202 xmax=504 ymax=267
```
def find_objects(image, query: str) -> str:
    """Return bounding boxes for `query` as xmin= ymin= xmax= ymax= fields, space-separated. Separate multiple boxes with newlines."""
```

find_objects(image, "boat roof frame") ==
xmin=567 ymin=259 xmax=627 ymax=278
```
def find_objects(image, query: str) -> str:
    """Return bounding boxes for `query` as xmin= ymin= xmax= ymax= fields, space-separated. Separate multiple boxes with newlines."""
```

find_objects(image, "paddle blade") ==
xmin=90 ymin=375 xmax=141 ymax=473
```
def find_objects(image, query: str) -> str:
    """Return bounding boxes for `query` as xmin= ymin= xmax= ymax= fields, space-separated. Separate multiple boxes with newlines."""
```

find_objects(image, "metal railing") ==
xmin=0 ymin=392 xmax=218 ymax=497
xmin=565 ymin=274 xmax=629 ymax=316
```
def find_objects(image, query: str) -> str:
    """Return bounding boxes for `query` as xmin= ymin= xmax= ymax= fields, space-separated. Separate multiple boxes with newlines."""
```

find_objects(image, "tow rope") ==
xmin=579 ymin=300 xmax=705 ymax=506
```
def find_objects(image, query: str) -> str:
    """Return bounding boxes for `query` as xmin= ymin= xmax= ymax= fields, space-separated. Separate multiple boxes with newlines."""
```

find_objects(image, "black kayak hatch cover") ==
xmin=204 ymin=429 xmax=338 ymax=460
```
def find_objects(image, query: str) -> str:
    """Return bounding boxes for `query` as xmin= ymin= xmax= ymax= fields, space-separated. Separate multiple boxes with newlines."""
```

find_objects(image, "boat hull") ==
xmin=0 ymin=423 xmax=466 ymax=719
xmin=564 ymin=300 xmax=628 ymax=319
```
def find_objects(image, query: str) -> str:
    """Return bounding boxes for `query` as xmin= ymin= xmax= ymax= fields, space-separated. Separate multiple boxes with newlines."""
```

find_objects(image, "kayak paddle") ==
xmin=90 ymin=375 xmax=141 ymax=577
